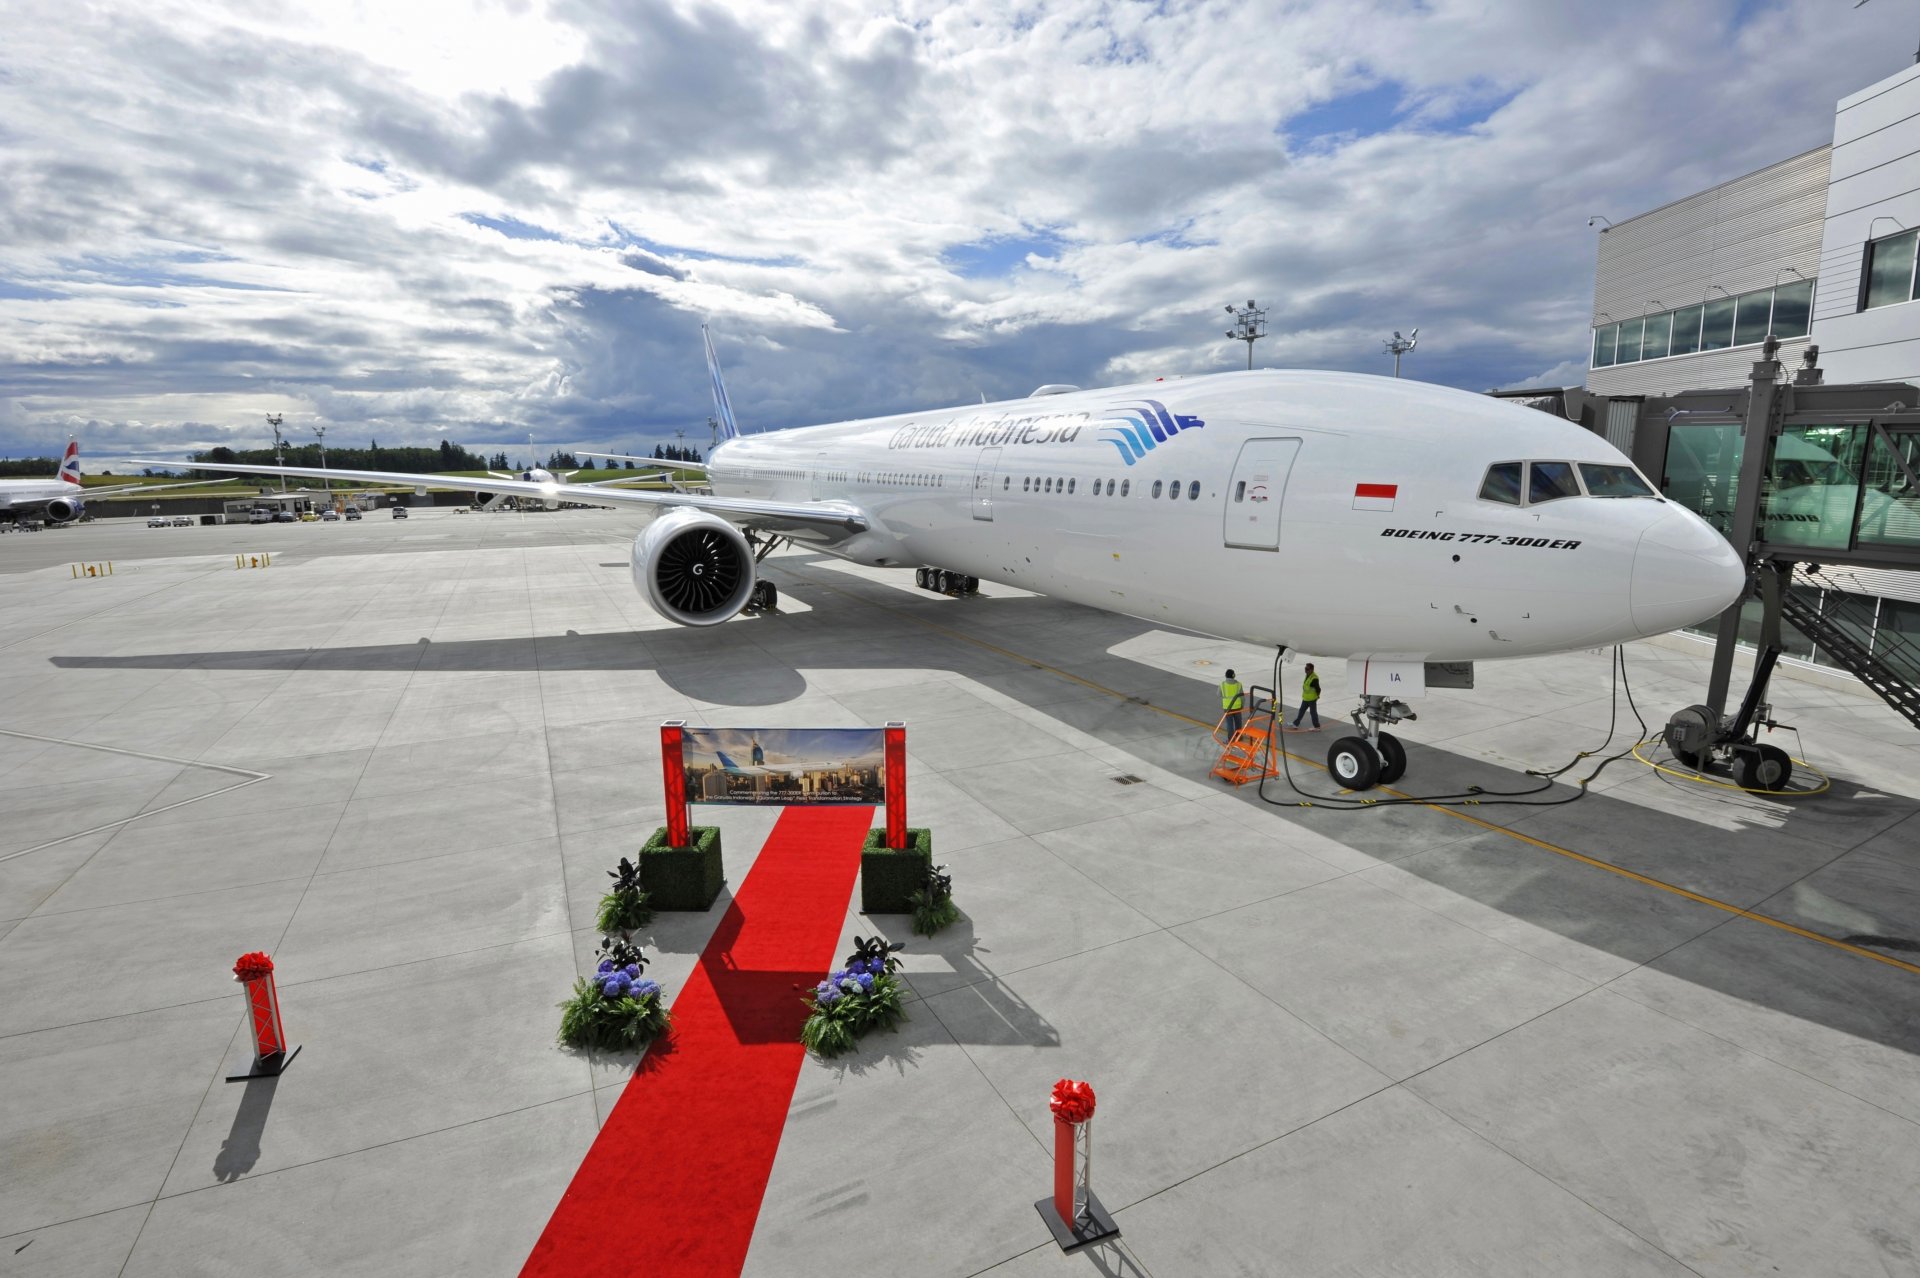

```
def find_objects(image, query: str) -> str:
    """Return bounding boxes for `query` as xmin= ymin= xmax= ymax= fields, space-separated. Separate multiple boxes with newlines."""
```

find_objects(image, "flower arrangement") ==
xmin=596 ymin=856 xmax=654 ymax=935
xmin=799 ymin=935 xmax=908 ymax=1058
xmin=557 ymin=935 xmax=671 ymax=1051
xmin=907 ymin=860 xmax=959 ymax=937
xmin=232 ymin=951 xmax=274 ymax=981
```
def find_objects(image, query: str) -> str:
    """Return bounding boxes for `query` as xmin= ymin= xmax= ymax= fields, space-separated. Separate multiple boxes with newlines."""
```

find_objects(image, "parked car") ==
xmin=147 ymin=516 xmax=169 ymax=528
xmin=298 ymin=511 xmax=319 ymax=522
xmin=171 ymin=516 xmax=195 ymax=527
xmin=344 ymin=508 xmax=362 ymax=521
xmin=392 ymin=506 xmax=409 ymax=519
xmin=320 ymin=509 xmax=340 ymax=522
xmin=249 ymin=509 xmax=274 ymax=524
xmin=273 ymin=510 xmax=297 ymax=523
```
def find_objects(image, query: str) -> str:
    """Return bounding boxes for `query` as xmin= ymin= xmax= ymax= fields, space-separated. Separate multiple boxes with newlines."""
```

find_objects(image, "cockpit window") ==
xmin=1528 ymin=461 xmax=1580 ymax=503
xmin=1578 ymin=463 xmax=1655 ymax=497
xmin=1479 ymin=462 xmax=1523 ymax=505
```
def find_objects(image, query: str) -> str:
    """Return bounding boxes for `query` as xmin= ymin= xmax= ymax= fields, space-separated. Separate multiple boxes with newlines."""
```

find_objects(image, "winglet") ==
xmin=703 ymin=324 xmax=741 ymax=441
xmin=59 ymin=438 xmax=81 ymax=486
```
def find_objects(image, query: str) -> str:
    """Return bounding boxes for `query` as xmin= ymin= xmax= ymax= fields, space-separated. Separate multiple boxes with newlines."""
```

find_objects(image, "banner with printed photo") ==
xmin=681 ymin=727 xmax=887 ymax=805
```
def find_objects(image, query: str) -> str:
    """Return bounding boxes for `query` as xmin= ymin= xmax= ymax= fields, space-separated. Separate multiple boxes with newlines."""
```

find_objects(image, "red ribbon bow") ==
xmin=233 ymin=951 xmax=275 ymax=980
xmin=1049 ymin=1078 xmax=1096 ymax=1125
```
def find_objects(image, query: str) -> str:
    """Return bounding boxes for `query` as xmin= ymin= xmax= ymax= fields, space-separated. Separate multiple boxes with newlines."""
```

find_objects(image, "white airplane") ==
xmin=0 ymin=439 xmax=233 ymax=525
xmin=138 ymin=333 xmax=1746 ymax=790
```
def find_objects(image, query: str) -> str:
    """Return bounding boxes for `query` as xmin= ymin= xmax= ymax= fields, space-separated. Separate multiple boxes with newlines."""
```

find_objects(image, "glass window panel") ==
xmin=1771 ymin=279 xmax=1813 ymax=338
xmin=1188 ymin=481 xmax=1201 ymax=500
xmin=1874 ymin=599 xmax=1920 ymax=686
xmin=1592 ymin=325 xmax=1616 ymax=367
xmin=1528 ymin=461 xmax=1580 ymax=503
xmin=1641 ymin=312 xmax=1672 ymax=360
xmin=1700 ymin=296 xmax=1735 ymax=349
xmin=1663 ymin=422 xmax=1743 ymax=533
xmin=1857 ymin=427 xmax=1920 ymax=549
xmin=1151 ymin=480 xmax=1162 ymax=498
xmin=1762 ymin=424 xmax=1863 ymax=551
xmin=1668 ymin=305 xmax=1702 ymax=356
xmin=1579 ymin=463 xmax=1655 ymax=497
xmin=1480 ymin=462 xmax=1522 ymax=504
xmin=1864 ymin=231 xmax=1918 ymax=310
xmin=1733 ymin=290 xmax=1773 ymax=346
xmin=1614 ymin=317 xmax=1643 ymax=363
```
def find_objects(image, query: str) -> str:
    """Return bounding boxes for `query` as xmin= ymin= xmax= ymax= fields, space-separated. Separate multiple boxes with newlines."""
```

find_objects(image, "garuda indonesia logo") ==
xmin=1096 ymin=399 xmax=1204 ymax=465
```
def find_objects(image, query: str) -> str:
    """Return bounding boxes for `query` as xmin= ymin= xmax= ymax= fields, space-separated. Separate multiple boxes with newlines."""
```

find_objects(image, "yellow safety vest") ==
xmin=1301 ymin=673 xmax=1320 ymax=702
xmin=1220 ymin=680 xmax=1244 ymax=711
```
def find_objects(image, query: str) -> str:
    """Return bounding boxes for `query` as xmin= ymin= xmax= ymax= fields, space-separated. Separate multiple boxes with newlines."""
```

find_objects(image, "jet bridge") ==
xmin=1615 ymin=340 xmax=1920 ymax=784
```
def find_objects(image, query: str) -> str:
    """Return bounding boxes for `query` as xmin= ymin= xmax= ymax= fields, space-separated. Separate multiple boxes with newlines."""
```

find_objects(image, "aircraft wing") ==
xmin=124 ymin=458 xmax=868 ymax=542
xmin=82 ymin=477 xmax=242 ymax=498
xmin=576 ymin=451 xmax=711 ymax=474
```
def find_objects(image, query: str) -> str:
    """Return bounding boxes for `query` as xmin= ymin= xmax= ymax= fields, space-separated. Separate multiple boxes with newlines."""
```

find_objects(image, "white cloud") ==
xmin=0 ymin=0 xmax=1911 ymax=458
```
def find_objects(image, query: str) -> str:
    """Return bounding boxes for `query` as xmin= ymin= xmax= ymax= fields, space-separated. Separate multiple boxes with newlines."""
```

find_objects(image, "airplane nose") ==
xmin=1630 ymin=505 xmax=1747 ymax=636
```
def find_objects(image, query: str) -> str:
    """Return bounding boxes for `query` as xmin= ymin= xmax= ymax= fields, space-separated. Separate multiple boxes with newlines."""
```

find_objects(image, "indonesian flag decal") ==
xmin=1352 ymin=482 xmax=1397 ymax=512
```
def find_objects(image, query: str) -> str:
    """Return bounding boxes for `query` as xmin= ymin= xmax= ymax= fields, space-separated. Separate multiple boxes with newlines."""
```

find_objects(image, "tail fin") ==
xmin=703 ymin=324 xmax=741 ymax=441
xmin=59 ymin=438 xmax=82 ymax=486
xmin=715 ymin=750 xmax=742 ymax=771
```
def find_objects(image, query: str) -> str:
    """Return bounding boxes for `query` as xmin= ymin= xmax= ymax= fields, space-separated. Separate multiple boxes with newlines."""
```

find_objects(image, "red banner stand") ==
xmin=1035 ymin=1079 xmax=1119 ymax=1251
xmin=226 ymin=952 xmax=300 ymax=1082
xmin=884 ymin=721 xmax=907 ymax=850
xmin=660 ymin=720 xmax=689 ymax=848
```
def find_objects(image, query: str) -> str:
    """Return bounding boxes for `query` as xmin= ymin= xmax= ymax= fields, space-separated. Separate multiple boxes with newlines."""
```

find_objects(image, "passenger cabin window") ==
xmin=1151 ymin=480 xmax=1163 ymax=498
xmin=1578 ymin=463 xmax=1655 ymax=497
xmin=1234 ymin=481 xmax=1245 ymax=502
xmin=1106 ymin=479 xmax=1116 ymax=496
xmin=1528 ymin=461 xmax=1580 ymax=503
xmin=1120 ymin=479 xmax=1130 ymax=497
xmin=1480 ymin=463 xmax=1523 ymax=504
xmin=1188 ymin=481 xmax=1201 ymax=500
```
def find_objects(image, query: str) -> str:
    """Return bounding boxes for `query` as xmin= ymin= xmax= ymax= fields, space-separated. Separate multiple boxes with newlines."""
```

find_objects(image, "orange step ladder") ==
xmin=1210 ymin=685 xmax=1280 ymax=786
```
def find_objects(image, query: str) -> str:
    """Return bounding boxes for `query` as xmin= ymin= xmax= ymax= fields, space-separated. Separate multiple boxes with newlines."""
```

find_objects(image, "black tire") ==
xmin=1327 ymin=737 xmax=1380 ymax=790
xmin=964 ymin=576 xmax=979 ymax=595
xmin=1736 ymin=743 xmax=1793 ymax=792
xmin=935 ymin=570 xmax=952 ymax=594
xmin=1375 ymin=732 xmax=1407 ymax=785
xmin=916 ymin=567 xmax=930 ymax=589
xmin=1670 ymin=746 xmax=1703 ymax=771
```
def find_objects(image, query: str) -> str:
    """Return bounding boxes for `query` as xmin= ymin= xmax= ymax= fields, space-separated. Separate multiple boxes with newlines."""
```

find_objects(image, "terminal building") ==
xmin=1571 ymin=60 xmax=1920 ymax=708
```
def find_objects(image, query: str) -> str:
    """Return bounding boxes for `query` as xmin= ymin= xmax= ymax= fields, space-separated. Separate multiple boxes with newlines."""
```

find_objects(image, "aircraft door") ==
xmin=972 ymin=447 xmax=1002 ymax=521
xmin=811 ymin=451 xmax=832 ymax=501
xmin=1224 ymin=438 xmax=1299 ymax=550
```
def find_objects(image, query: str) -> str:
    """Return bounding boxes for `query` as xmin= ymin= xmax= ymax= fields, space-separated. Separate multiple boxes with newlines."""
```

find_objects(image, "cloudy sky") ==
xmin=0 ymin=0 xmax=1912 ymax=465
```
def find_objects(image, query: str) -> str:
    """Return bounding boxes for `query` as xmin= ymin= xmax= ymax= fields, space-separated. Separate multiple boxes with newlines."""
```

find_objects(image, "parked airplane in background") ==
xmin=138 ymin=331 xmax=1746 ymax=790
xmin=0 ymin=439 xmax=231 ymax=525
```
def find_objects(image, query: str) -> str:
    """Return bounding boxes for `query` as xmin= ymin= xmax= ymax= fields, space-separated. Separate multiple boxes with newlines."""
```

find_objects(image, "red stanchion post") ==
xmin=226 ymin=951 xmax=300 ymax=1081
xmin=661 ymin=720 xmax=689 ymax=848
xmin=1035 ymin=1078 xmax=1119 ymax=1251
xmin=884 ymin=720 xmax=906 ymax=850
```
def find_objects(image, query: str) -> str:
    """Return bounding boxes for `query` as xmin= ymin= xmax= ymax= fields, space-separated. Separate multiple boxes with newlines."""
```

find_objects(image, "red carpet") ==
xmin=521 ymin=806 xmax=874 ymax=1278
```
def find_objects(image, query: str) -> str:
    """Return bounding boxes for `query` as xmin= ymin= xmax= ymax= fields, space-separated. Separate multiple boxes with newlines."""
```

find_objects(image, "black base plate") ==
xmin=1034 ymin=1191 xmax=1120 ymax=1252
xmin=226 ymin=1044 xmax=300 ymax=1082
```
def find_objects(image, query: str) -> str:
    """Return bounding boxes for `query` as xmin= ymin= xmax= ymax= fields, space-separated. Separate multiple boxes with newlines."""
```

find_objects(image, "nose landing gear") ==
xmin=1327 ymin=694 xmax=1416 ymax=790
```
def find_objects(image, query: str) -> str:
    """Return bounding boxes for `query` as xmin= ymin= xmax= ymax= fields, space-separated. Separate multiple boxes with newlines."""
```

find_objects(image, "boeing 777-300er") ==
xmin=0 ymin=439 xmax=233 ymax=525
xmin=138 ymin=331 xmax=1745 ymax=790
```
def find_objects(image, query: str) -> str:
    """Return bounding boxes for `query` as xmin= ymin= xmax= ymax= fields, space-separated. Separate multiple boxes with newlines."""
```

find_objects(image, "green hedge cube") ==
xmin=639 ymin=825 xmax=725 ymax=911
xmin=861 ymin=826 xmax=933 ymax=914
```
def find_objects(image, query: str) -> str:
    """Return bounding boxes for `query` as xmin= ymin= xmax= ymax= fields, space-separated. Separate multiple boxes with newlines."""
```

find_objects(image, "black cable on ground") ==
xmin=1252 ymin=645 xmax=1656 ymax=811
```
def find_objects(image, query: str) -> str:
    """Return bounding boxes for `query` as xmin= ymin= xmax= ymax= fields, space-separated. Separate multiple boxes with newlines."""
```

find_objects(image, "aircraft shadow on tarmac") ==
xmin=45 ymin=580 xmax=1920 ymax=1063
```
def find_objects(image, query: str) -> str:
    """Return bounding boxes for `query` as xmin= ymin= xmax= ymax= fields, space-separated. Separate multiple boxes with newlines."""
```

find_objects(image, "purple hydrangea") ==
xmin=632 ymin=978 xmax=660 ymax=998
xmin=623 ymin=964 xmax=641 ymax=979
xmin=604 ymin=974 xmax=631 ymax=998
xmin=596 ymin=959 xmax=616 ymax=974
xmin=815 ymin=982 xmax=841 ymax=1006
xmin=858 ymin=971 xmax=875 ymax=991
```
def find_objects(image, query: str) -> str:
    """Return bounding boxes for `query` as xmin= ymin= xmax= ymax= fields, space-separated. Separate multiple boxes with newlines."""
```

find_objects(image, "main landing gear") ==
xmin=915 ymin=567 xmax=980 ymax=597
xmin=1326 ymin=694 xmax=1416 ymax=791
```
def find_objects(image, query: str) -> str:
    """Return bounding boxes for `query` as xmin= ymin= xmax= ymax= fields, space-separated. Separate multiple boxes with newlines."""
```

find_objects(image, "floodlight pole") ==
xmin=1224 ymin=299 xmax=1267 ymax=370
xmin=312 ymin=424 xmax=329 ymax=494
xmin=266 ymin=413 xmax=286 ymax=493
xmin=1384 ymin=328 xmax=1419 ymax=378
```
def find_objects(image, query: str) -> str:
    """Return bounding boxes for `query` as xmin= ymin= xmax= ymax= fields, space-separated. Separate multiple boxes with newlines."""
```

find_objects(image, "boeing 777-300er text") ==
xmin=0 ymin=440 xmax=232 ymax=525
xmin=139 ymin=331 xmax=1745 ymax=789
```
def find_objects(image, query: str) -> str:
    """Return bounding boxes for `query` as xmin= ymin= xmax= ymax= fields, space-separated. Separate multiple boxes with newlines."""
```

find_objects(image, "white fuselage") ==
xmin=702 ymin=370 xmax=1744 ymax=661
xmin=0 ymin=476 xmax=83 ymax=519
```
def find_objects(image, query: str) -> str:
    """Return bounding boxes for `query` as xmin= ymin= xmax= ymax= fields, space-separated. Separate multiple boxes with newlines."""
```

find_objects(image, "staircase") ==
xmin=1780 ymin=579 xmax=1920 ymax=730
xmin=1211 ymin=720 xmax=1280 ymax=786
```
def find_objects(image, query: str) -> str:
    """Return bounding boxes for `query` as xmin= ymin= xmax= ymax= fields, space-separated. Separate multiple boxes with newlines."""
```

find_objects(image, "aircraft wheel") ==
xmin=916 ymin=567 xmax=930 ymax=589
xmin=1375 ymin=732 xmax=1407 ymax=785
xmin=1327 ymin=737 xmax=1380 ymax=790
xmin=935 ymin=569 xmax=953 ymax=594
xmin=748 ymin=581 xmax=777 ymax=612
xmin=964 ymin=576 xmax=979 ymax=595
xmin=1735 ymin=743 xmax=1793 ymax=792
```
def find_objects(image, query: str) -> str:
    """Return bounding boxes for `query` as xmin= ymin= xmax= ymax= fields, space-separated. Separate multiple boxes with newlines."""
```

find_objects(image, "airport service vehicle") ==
xmin=249 ymin=508 xmax=274 ymax=524
xmin=147 ymin=516 xmax=168 ymax=528
xmin=0 ymin=439 xmax=229 ymax=525
xmin=143 ymin=331 xmax=1744 ymax=790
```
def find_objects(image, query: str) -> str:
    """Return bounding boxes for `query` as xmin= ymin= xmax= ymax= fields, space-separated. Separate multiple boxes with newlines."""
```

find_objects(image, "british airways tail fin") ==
xmin=59 ymin=438 xmax=81 ymax=486
xmin=703 ymin=324 xmax=741 ymax=441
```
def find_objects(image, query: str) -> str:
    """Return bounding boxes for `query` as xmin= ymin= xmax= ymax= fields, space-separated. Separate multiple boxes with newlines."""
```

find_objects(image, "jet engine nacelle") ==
xmin=43 ymin=498 xmax=82 ymax=524
xmin=632 ymin=507 xmax=756 ymax=626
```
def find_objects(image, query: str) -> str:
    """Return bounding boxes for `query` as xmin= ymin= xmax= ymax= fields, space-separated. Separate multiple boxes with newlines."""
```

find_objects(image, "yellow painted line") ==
xmin=790 ymin=566 xmax=1920 ymax=979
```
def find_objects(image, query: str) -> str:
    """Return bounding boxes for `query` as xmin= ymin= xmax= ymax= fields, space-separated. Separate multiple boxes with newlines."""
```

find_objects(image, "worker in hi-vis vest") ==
xmin=1291 ymin=662 xmax=1322 ymax=729
xmin=1219 ymin=669 xmax=1245 ymax=737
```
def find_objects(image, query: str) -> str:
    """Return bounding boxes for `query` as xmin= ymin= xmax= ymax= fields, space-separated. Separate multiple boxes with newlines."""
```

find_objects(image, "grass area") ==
xmin=79 ymin=466 xmax=693 ymax=503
